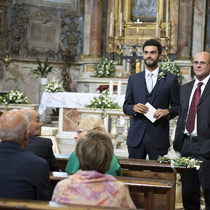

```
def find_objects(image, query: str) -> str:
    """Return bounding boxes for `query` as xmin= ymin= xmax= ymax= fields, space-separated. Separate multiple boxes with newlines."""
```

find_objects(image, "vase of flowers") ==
xmin=31 ymin=57 xmax=54 ymax=102
xmin=94 ymin=57 xmax=116 ymax=78
xmin=44 ymin=79 xmax=65 ymax=93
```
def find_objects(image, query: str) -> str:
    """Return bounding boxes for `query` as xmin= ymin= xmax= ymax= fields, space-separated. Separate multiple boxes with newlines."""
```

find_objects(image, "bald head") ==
xmin=20 ymin=109 xmax=43 ymax=136
xmin=193 ymin=52 xmax=210 ymax=81
xmin=0 ymin=110 xmax=29 ymax=147
xmin=194 ymin=52 xmax=210 ymax=62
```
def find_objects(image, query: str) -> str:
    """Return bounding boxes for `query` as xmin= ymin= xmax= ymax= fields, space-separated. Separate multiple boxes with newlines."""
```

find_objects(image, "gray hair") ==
xmin=0 ymin=110 xmax=29 ymax=143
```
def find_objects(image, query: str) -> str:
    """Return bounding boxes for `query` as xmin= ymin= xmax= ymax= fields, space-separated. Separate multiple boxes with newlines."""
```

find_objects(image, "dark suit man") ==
xmin=123 ymin=39 xmax=179 ymax=160
xmin=174 ymin=52 xmax=210 ymax=210
xmin=22 ymin=109 xmax=59 ymax=171
xmin=0 ymin=110 xmax=50 ymax=200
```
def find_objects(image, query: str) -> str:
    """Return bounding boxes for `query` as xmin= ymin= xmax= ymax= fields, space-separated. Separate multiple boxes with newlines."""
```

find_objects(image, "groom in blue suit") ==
xmin=123 ymin=39 xmax=180 ymax=159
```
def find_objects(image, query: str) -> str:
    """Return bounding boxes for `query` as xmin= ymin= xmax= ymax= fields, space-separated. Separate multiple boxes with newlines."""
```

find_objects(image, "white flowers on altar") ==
xmin=44 ymin=79 xmax=65 ymax=93
xmin=87 ymin=89 xmax=121 ymax=109
xmin=0 ymin=89 xmax=29 ymax=105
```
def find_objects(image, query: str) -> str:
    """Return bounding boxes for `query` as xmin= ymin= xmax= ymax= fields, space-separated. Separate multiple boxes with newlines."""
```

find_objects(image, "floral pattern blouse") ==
xmin=52 ymin=170 xmax=136 ymax=209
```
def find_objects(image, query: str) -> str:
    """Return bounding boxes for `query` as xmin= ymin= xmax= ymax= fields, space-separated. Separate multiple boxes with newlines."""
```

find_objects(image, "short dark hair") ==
xmin=143 ymin=39 xmax=162 ymax=55
xmin=76 ymin=131 xmax=113 ymax=174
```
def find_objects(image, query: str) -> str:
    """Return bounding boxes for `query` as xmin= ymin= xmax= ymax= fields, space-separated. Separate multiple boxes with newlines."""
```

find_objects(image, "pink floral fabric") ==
xmin=52 ymin=170 xmax=136 ymax=209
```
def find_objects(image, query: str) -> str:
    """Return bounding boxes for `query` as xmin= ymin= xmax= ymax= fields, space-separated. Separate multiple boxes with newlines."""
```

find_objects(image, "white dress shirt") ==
xmin=185 ymin=75 xmax=210 ymax=136
xmin=145 ymin=67 xmax=159 ymax=90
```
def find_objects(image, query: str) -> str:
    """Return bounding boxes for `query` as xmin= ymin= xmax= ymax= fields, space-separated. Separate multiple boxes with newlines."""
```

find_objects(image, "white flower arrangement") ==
xmin=44 ymin=79 xmax=65 ymax=93
xmin=0 ymin=89 xmax=29 ymax=105
xmin=94 ymin=57 xmax=116 ymax=78
xmin=157 ymin=155 xmax=202 ymax=170
xmin=159 ymin=56 xmax=183 ymax=82
xmin=87 ymin=89 xmax=121 ymax=109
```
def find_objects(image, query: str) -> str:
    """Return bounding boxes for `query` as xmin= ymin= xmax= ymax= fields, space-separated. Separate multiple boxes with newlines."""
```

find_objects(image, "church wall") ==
xmin=0 ymin=0 xmax=210 ymax=105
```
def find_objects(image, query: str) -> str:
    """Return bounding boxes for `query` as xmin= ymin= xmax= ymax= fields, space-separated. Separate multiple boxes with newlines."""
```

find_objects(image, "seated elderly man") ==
xmin=21 ymin=109 xmax=59 ymax=171
xmin=0 ymin=110 xmax=50 ymax=200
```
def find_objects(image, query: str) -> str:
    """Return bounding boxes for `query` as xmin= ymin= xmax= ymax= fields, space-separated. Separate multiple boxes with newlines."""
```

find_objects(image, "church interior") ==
xmin=0 ymin=0 xmax=210 ymax=209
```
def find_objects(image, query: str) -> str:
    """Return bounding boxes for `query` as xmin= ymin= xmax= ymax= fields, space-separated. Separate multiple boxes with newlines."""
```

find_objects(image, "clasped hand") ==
xmin=133 ymin=103 xmax=169 ymax=120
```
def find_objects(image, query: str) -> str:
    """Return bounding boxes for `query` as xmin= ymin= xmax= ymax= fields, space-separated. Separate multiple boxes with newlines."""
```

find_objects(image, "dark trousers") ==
xmin=180 ymin=139 xmax=210 ymax=210
xmin=128 ymin=130 xmax=168 ymax=160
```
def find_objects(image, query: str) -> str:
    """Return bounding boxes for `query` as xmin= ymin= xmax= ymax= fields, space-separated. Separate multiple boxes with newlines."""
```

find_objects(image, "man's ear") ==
xmin=22 ymin=130 xmax=30 ymax=148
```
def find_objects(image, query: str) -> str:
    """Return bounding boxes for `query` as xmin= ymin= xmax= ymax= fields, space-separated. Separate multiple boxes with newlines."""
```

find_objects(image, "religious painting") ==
xmin=131 ymin=0 xmax=157 ymax=22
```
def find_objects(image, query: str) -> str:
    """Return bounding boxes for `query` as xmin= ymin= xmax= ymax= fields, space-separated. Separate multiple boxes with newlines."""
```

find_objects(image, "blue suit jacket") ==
xmin=0 ymin=141 xmax=50 ymax=200
xmin=25 ymin=134 xmax=59 ymax=171
xmin=123 ymin=70 xmax=180 ymax=149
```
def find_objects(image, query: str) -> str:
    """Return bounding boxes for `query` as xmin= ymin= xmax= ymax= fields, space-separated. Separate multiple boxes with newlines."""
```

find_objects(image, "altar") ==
xmin=39 ymin=92 xmax=128 ymax=156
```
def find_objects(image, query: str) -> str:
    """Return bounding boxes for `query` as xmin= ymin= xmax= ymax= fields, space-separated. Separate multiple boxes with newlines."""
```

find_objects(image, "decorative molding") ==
xmin=16 ymin=0 xmax=80 ymax=12
xmin=9 ymin=4 xmax=81 ymax=60
xmin=0 ymin=1 xmax=9 ymax=56
xmin=25 ymin=9 xmax=61 ymax=52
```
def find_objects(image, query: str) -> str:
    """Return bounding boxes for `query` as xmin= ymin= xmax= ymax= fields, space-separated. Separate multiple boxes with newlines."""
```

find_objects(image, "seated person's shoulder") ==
xmin=31 ymin=135 xmax=52 ymax=146
xmin=22 ymin=149 xmax=49 ymax=166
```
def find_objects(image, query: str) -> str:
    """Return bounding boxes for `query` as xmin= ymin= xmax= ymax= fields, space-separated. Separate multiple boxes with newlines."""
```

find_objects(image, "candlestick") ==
xmin=109 ymin=12 xmax=113 ymax=37
xmin=166 ymin=13 xmax=169 ymax=37
xmin=117 ymin=80 xmax=121 ymax=95
xmin=109 ymin=80 xmax=113 ymax=95
xmin=119 ymin=12 xmax=122 ymax=36
xmin=156 ymin=12 xmax=159 ymax=37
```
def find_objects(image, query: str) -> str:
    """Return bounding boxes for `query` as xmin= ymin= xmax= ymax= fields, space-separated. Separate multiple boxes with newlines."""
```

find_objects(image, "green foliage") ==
xmin=45 ymin=79 xmax=65 ymax=93
xmin=157 ymin=156 xmax=202 ymax=169
xmin=32 ymin=57 xmax=53 ymax=78
xmin=86 ymin=89 xmax=121 ymax=109
xmin=0 ymin=89 xmax=29 ymax=105
xmin=159 ymin=56 xmax=183 ymax=83
xmin=94 ymin=57 xmax=116 ymax=78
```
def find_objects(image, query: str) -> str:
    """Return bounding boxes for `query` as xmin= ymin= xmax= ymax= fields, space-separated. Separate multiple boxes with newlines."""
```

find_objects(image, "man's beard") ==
xmin=144 ymin=58 xmax=159 ymax=68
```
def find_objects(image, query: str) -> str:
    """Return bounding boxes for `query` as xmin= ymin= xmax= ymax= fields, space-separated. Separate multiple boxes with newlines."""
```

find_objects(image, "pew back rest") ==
xmin=0 ymin=198 xmax=137 ymax=210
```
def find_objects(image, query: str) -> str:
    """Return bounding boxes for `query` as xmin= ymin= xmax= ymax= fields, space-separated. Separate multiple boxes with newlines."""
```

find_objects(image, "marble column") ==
xmin=192 ymin=0 xmax=206 ymax=57
xmin=170 ymin=0 xmax=179 ymax=54
xmin=177 ymin=0 xmax=193 ymax=59
xmin=82 ymin=0 xmax=91 ymax=56
xmin=90 ymin=0 xmax=103 ymax=57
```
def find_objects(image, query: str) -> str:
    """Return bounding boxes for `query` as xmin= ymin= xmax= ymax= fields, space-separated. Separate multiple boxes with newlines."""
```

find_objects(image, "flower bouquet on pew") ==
xmin=157 ymin=152 xmax=202 ymax=170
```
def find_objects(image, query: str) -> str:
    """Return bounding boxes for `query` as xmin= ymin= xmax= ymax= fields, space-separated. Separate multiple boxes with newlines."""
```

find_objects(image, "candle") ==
xmin=109 ymin=80 xmax=113 ymax=95
xmin=109 ymin=12 xmax=113 ymax=36
xmin=156 ymin=12 xmax=159 ymax=37
xmin=166 ymin=13 xmax=169 ymax=37
xmin=119 ymin=12 xmax=122 ymax=36
xmin=117 ymin=80 xmax=121 ymax=95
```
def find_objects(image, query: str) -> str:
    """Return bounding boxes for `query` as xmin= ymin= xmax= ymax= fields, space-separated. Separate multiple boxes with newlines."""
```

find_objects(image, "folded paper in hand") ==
xmin=144 ymin=102 xmax=157 ymax=123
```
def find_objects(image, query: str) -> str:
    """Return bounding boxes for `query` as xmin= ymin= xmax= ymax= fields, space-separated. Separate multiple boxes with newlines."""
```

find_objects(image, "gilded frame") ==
xmin=113 ymin=0 xmax=169 ymax=45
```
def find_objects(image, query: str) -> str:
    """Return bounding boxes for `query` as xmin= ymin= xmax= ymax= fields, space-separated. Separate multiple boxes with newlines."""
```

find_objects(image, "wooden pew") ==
xmin=55 ymin=154 xmax=191 ymax=210
xmin=0 ymin=198 xmax=137 ymax=210
xmin=50 ymin=172 xmax=175 ymax=210
xmin=55 ymin=154 xmax=188 ymax=174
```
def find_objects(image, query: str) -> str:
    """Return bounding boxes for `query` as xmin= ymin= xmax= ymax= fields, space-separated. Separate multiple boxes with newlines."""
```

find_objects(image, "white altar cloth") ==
xmin=38 ymin=92 xmax=125 ymax=115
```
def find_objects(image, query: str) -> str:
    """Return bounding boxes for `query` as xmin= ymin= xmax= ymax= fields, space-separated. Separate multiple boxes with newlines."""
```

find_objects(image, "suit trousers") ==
xmin=128 ymin=129 xmax=168 ymax=160
xmin=180 ymin=139 xmax=210 ymax=210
